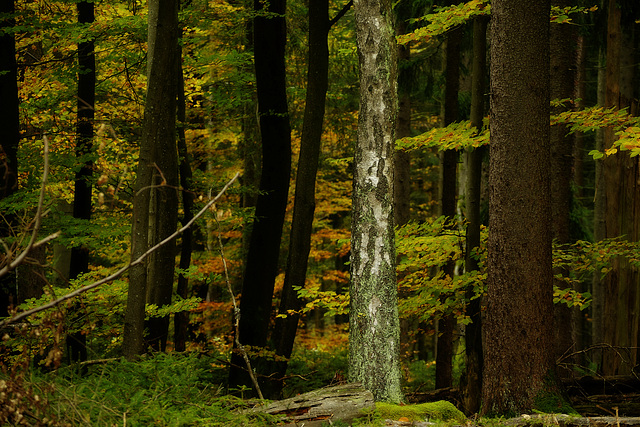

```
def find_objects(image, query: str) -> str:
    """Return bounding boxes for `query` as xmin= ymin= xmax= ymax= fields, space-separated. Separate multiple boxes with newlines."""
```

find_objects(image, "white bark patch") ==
xmin=368 ymin=295 xmax=382 ymax=334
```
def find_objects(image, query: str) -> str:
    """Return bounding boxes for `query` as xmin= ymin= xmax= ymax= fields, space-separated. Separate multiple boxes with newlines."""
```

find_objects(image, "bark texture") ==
xmin=482 ymin=0 xmax=556 ymax=415
xmin=350 ymin=0 xmax=402 ymax=403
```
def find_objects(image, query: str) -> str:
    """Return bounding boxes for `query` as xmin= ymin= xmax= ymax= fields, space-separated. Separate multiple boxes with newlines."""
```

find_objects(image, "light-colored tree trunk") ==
xmin=349 ymin=0 xmax=402 ymax=404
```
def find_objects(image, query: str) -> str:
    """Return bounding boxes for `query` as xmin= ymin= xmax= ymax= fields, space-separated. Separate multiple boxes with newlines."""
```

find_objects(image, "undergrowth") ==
xmin=1 ymin=352 xmax=277 ymax=426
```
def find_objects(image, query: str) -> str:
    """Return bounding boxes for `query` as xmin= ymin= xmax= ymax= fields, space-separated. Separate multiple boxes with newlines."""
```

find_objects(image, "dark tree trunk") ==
xmin=482 ymin=0 xmax=557 ymax=415
xmin=462 ymin=14 xmax=488 ymax=416
xmin=228 ymin=0 xmax=291 ymax=393
xmin=550 ymin=0 xmax=576 ymax=379
xmin=266 ymin=0 xmax=331 ymax=399
xmin=394 ymin=3 xmax=411 ymax=227
xmin=66 ymin=0 xmax=96 ymax=365
xmin=123 ymin=0 xmax=179 ymax=359
xmin=174 ymin=25 xmax=194 ymax=353
xmin=144 ymin=0 xmax=180 ymax=352
xmin=601 ymin=0 xmax=640 ymax=376
xmin=436 ymin=18 xmax=462 ymax=391
xmin=0 ymin=0 xmax=19 ymax=318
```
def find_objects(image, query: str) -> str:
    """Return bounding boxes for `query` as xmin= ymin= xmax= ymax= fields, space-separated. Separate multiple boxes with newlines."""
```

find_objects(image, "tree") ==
xmin=228 ymin=0 xmax=292 ymax=393
xmin=123 ymin=0 xmax=179 ymax=358
xmin=267 ymin=0 xmax=352 ymax=399
xmin=436 ymin=4 xmax=462 ymax=389
xmin=482 ymin=0 xmax=557 ymax=415
xmin=349 ymin=0 xmax=402 ymax=403
xmin=462 ymin=13 xmax=488 ymax=415
xmin=549 ymin=0 xmax=576 ymax=377
xmin=0 ymin=0 xmax=19 ymax=319
xmin=600 ymin=0 xmax=640 ymax=376
xmin=66 ymin=0 xmax=96 ymax=365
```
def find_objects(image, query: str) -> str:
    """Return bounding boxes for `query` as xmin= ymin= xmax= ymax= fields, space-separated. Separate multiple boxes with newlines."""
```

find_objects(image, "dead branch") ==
xmin=214 ymin=213 xmax=264 ymax=400
xmin=0 ymin=135 xmax=60 ymax=278
xmin=0 ymin=172 xmax=240 ymax=328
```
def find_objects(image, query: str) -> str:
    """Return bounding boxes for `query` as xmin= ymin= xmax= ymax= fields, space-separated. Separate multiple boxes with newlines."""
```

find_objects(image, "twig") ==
xmin=214 ymin=213 xmax=264 ymax=400
xmin=0 ymin=135 xmax=60 ymax=278
xmin=0 ymin=172 xmax=240 ymax=328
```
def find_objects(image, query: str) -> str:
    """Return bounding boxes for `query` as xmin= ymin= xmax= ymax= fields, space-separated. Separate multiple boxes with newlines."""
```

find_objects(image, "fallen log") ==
xmin=248 ymin=382 xmax=374 ymax=426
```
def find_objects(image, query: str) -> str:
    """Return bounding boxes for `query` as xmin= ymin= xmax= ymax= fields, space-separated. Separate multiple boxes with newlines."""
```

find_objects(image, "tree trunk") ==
xmin=482 ymin=0 xmax=557 ymax=415
xmin=267 ymin=0 xmax=331 ymax=399
xmin=462 ymin=13 xmax=488 ymax=416
xmin=66 ymin=0 xmax=96 ymax=365
xmin=123 ymin=0 xmax=179 ymax=359
xmin=550 ymin=0 xmax=576 ymax=379
xmin=436 ymin=14 xmax=462 ymax=391
xmin=349 ymin=0 xmax=402 ymax=403
xmin=601 ymin=0 xmax=640 ymax=376
xmin=0 ymin=0 xmax=19 ymax=318
xmin=228 ymin=0 xmax=292 ymax=393
xmin=394 ymin=3 xmax=411 ymax=227
xmin=174 ymin=25 xmax=194 ymax=353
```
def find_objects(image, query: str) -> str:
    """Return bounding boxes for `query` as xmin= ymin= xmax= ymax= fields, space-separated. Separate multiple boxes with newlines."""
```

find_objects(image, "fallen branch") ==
xmin=0 ymin=172 xmax=240 ymax=328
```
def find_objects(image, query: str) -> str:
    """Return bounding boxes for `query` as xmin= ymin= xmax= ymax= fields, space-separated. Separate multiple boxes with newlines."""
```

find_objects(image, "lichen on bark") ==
xmin=349 ymin=0 xmax=402 ymax=404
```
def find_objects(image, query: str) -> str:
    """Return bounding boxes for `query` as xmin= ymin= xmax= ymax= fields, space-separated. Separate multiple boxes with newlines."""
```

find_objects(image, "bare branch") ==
xmin=215 ymin=213 xmax=264 ymax=400
xmin=0 ymin=135 xmax=53 ymax=278
xmin=0 ymin=172 xmax=240 ymax=328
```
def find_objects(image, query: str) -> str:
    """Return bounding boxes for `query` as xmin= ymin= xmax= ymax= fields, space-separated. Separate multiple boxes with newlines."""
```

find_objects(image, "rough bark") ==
xmin=462 ymin=14 xmax=488 ymax=416
xmin=601 ymin=0 xmax=640 ymax=376
xmin=349 ymin=0 xmax=402 ymax=403
xmin=123 ymin=0 xmax=179 ymax=358
xmin=550 ymin=0 xmax=577 ymax=378
xmin=0 ymin=0 xmax=19 ymax=318
xmin=267 ymin=0 xmax=331 ymax=399
xmin=228 ymin=0 xmax=292 ymax=393
xmin=482 ymin=0 xmax=556 ymax=415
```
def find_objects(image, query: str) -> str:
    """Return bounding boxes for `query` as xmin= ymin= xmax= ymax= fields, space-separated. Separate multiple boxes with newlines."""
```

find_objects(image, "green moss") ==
xmin=533 ymin=390 xmax=578 ymax=415
xmin=373 ymin=401 xmax=466 ymax=423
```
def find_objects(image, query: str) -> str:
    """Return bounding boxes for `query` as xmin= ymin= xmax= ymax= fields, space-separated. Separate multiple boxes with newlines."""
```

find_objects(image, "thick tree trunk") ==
xmin=349 ymin=0 xmax=402 ymax=403
xmin=462 ymin=14 xmax=488 ymax=416
xmin=123 ymin=0 xmax=179 ymax=359
xmin=482 ymin=0 xmax=557 ymax=415
xmin=267 ymin=0 xmax=331 ymax=399
xmin=228 ymin=0 xmax=291 ymax=393
xmin=550 ymin=0 xmax=576 ymax=378
xmin=0 ymin=0 xmax=19 ymax=318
